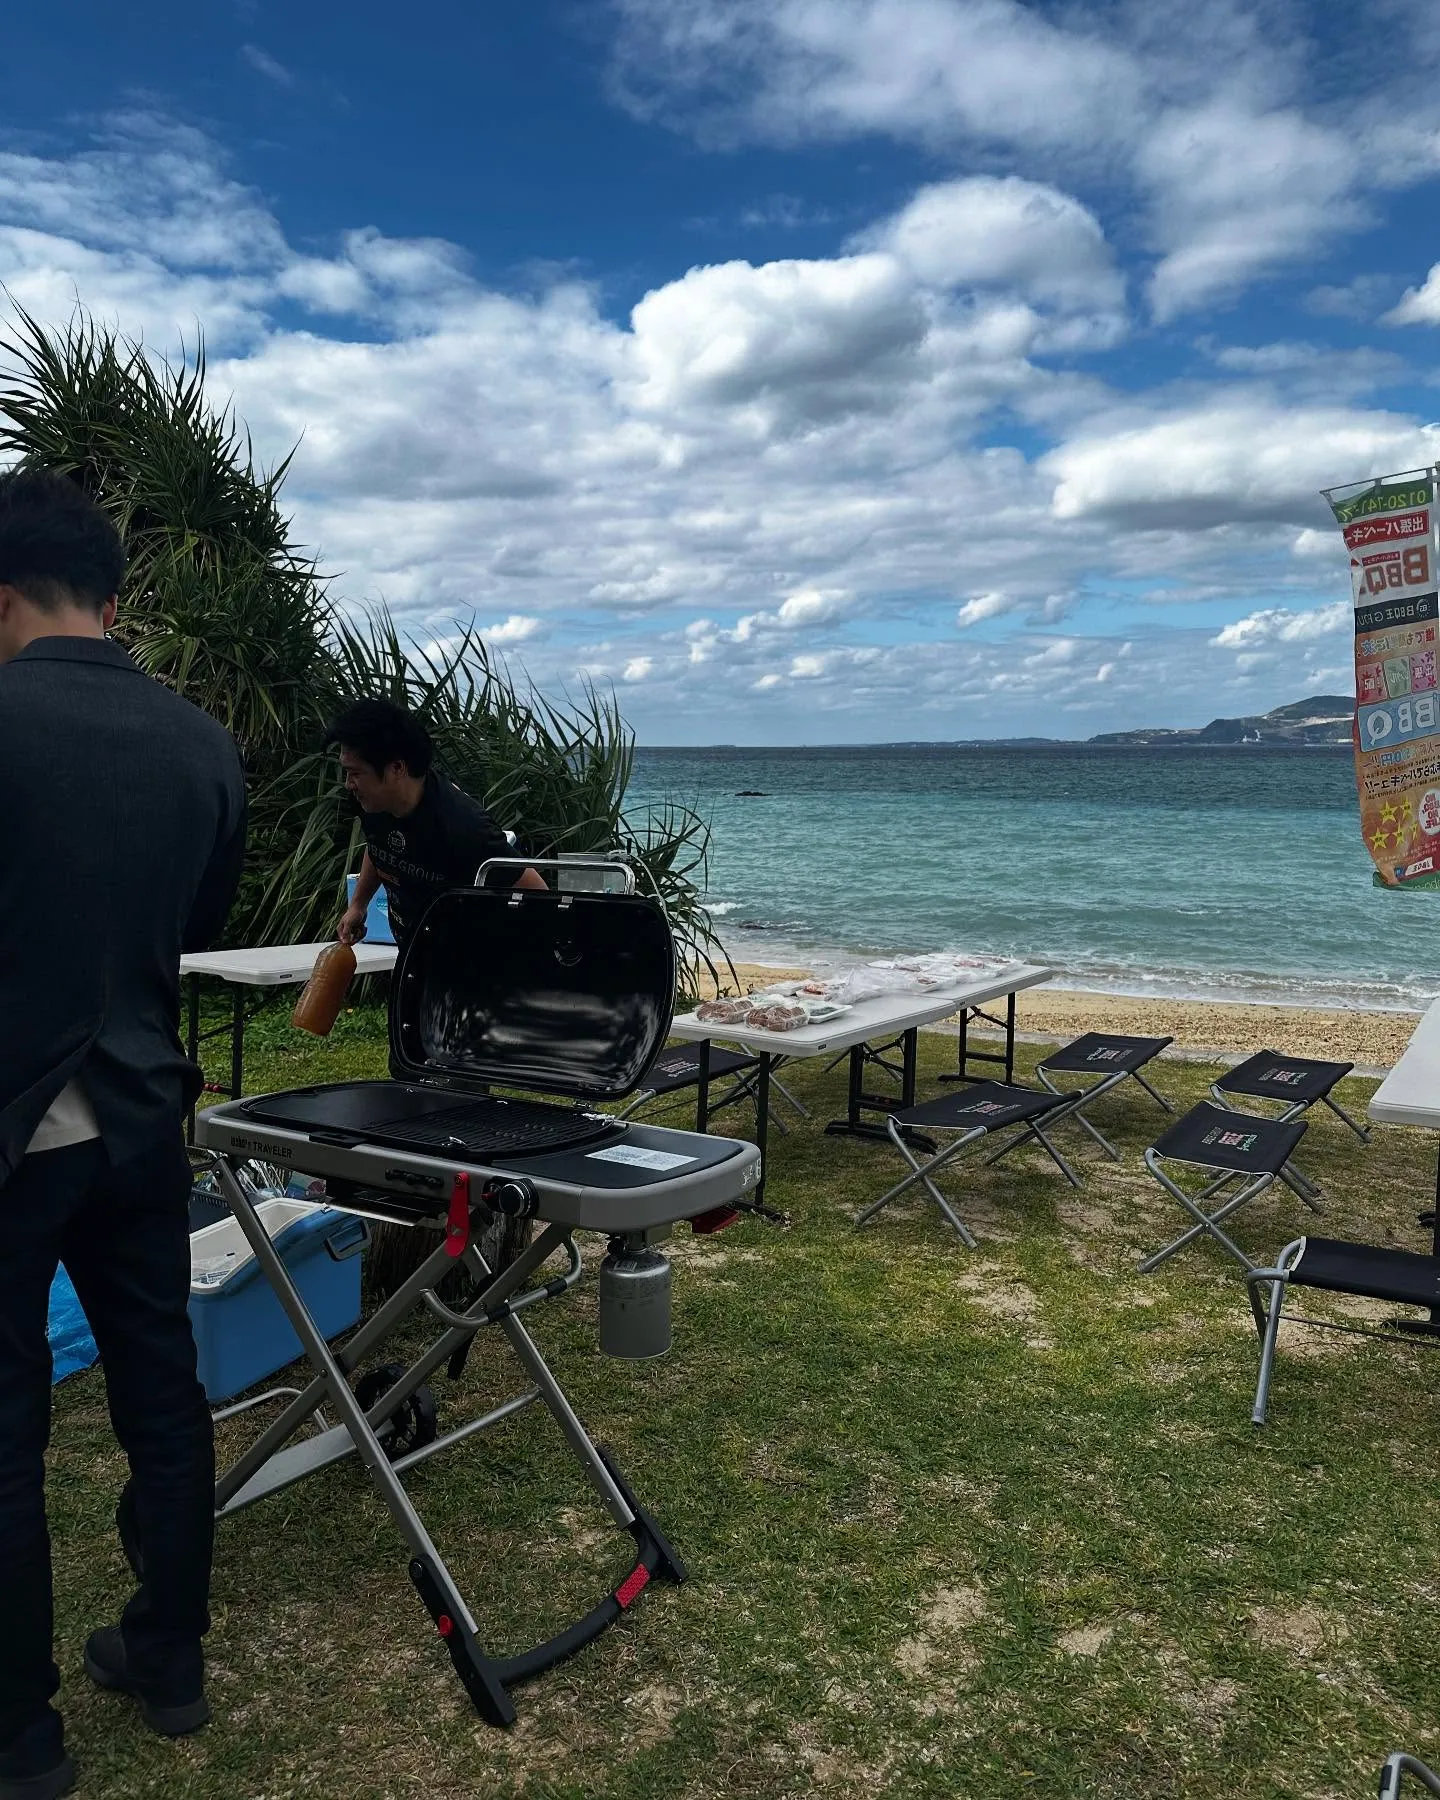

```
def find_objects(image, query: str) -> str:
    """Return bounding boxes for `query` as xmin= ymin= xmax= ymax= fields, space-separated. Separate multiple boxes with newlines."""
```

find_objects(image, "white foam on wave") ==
xmin=709 ymin=927 xmax=1437 ymax=1015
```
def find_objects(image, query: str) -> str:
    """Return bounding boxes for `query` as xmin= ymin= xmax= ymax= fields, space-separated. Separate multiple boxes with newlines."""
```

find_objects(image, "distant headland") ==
xmin=1083 ymin=694 xmax=1354 ymax=748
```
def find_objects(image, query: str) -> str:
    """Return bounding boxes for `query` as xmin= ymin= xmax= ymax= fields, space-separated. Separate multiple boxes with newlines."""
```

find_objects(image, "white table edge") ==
xmin=668 ymin=963 xmax=1054 ymax=1057
xmin=179 ymin=944 xmax=399 ymax=985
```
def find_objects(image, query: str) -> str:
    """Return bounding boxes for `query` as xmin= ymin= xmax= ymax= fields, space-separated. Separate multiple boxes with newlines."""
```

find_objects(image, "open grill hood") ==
xmin=389 ymin=886 xmax=676 ymax=1101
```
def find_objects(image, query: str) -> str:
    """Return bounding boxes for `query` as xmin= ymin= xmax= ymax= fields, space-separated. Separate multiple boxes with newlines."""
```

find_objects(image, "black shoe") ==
xmin=83 ymin=1628 xmax=210 ymax=1738
xmin=0 ymin=1754 xmax=75 ymax=1800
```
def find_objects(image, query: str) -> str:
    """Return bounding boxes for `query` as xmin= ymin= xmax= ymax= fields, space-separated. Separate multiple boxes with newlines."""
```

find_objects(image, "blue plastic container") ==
xmin=189 ymin=1200 xmax=367 ymax=1403
xmin=345 ymin=874 xmax=395 ymax=945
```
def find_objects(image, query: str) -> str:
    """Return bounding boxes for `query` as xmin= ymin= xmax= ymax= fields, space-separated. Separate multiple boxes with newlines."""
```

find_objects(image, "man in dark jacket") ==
xmin=0 ymin=469 xmax=247 ymax=1799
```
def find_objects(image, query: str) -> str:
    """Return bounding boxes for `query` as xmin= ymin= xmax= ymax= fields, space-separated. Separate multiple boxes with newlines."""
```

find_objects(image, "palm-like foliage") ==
xmin=0 ymin=305 xmax=727 ymax=991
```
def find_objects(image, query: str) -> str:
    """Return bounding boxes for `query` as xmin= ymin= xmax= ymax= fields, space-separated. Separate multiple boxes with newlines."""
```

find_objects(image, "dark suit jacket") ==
xmin=0 ymin=636 xmax=247 ymax=1186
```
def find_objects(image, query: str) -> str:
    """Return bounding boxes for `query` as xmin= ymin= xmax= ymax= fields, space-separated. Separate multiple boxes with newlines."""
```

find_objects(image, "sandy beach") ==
xmin=697 ymin=959 xmax=1420 ymax=1072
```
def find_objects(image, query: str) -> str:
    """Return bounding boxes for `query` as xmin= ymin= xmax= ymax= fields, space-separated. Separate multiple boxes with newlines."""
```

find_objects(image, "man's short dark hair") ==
xmin=323 ymin=698 xmax=434 ymax=777
xmin=0 ymin=467 xmax=126 ymax=613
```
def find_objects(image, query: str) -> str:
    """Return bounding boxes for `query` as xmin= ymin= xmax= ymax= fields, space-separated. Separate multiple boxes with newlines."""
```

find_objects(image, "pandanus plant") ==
xmin=0 ymin=304 xmax=734 ymax=1295
xmin=0 ymin=304 xmax=730 ymax=994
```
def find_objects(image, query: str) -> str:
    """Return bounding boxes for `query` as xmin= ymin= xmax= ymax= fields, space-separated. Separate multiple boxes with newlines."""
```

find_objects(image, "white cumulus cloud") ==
xmin=1384 ymin=264 xmax=1440 ymax=326
xmin=1211 ymin=601 xmax=1350 ymax=649
xmin=857 ymin=175 xmax=1124 ymax=316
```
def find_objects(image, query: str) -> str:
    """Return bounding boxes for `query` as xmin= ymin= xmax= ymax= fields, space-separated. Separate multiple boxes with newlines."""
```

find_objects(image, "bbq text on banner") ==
xmin=1324 ymin=469 xmax=1440 ymax=888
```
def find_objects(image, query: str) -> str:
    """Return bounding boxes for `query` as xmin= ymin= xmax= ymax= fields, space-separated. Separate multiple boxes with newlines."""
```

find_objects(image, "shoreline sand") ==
xmin=698 ymin=960 xmax=1420 ymax=1072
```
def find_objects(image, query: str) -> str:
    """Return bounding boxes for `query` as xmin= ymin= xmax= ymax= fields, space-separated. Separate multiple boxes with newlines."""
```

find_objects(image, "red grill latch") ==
xmin=446 ymin=1172 xmax=471 ymax=1259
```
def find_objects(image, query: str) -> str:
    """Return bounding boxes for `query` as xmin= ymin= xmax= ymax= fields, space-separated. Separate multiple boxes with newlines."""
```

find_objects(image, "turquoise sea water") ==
xmin=627 ymin=745 xmax=1440 ymax=1012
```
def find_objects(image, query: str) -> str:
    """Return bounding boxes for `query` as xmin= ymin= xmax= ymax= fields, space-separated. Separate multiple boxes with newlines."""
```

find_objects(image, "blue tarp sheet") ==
xmin=49 ymin=1265 xmax=98 ymax=1383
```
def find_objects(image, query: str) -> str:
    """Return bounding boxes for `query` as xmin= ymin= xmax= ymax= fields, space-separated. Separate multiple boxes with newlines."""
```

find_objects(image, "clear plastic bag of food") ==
xmin=745 ymin=1003 xmax=807 ymax=1032
xmin=696 ymin=997 xmax=755 ymax=1023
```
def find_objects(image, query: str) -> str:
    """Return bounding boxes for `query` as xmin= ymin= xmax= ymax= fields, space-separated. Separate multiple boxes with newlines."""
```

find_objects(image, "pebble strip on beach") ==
xmin=698 ymin=960 xmax=1421 ymax=1073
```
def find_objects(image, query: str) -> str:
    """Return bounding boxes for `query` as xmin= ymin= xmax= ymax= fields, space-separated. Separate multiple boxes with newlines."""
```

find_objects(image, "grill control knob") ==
xmin=483 ymin=1177 xmax=538 ymax=1219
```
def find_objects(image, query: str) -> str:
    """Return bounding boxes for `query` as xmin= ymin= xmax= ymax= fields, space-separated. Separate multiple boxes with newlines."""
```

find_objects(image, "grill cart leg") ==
xmin=206 ymin=1155 xmax=687 ymax=1727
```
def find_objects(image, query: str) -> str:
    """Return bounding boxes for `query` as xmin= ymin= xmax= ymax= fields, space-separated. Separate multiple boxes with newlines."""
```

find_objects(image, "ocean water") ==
xmin=626 ymin=745 xmax=1440 ymax=1013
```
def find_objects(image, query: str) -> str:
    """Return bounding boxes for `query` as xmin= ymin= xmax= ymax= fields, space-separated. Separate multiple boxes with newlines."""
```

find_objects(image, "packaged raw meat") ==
xmin=696 ymin=997 xmax=754 ymax=1023
xmin=746 ymin=1003 xmax=807 ymax=1032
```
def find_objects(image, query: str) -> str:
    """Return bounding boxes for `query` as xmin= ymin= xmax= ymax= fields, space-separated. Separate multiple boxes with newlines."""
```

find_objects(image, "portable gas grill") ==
xmin=172 ymin=864 xmax=762 ymax=1726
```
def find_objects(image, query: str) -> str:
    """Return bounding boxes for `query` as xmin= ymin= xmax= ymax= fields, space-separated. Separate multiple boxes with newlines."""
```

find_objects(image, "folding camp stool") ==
xmin=855 ymin=1080 xmax=1083 ymax=1246
xmin=622 ymin=1043 xmax=808 ymax=1135
xmin=1210 ymin=1051 xmax=1367 ymax=1202
xmin=989 ymin=1032 xmax=1174 ymax=1169
xmin=1247 ymin=1234 xmax=1440 ymax=1424
xmin=1380 ymin=1752 xmax=1440 ymax=1798
xmin=1138 ymin=1102 xmax=1313 ymax=1274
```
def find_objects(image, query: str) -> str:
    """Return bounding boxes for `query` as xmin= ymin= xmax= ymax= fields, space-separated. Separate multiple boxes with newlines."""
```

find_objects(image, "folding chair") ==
xmin=1138 ymin=1103 xmax=1313 ymax=1274
xmin=1247 ymin=1235 xmax=1440 ymax=1424
xmin=1210 ymin=1051 xmax=1368 ymax=1201
xmin=989 ymin=1032 xmax=1173 ymax=1169
xmin=855 ymin=1081 xmax=1083 ymax=1246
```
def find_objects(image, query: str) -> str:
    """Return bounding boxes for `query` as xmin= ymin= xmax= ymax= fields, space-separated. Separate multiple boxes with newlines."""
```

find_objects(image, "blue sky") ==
xmin=3 ymin=0 xmax=1439 ymax=743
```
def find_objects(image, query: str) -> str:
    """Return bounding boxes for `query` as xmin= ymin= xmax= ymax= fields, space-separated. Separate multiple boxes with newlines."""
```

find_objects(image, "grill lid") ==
xmin=389 ymin=886 xmax=676 ymax=1100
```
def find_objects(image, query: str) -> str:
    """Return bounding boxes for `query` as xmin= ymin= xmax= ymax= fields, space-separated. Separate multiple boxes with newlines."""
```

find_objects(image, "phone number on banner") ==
xmin=1359 ymin=692 xmax=1440 ymax=750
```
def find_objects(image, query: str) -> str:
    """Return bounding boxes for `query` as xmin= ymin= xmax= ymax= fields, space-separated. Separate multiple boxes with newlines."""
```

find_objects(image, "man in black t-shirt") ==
xmin=325 ymin=700 xmax=544 ymax=949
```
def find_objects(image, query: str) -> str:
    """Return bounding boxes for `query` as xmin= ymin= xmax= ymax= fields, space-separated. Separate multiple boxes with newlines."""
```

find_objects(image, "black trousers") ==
xmin=0 ymin=1134 xmax=213 ymax=1760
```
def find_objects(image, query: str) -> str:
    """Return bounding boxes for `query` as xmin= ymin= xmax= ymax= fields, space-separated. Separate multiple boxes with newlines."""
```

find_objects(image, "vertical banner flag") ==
xmin=1324 ymin=468 xmax=1440 ymax=888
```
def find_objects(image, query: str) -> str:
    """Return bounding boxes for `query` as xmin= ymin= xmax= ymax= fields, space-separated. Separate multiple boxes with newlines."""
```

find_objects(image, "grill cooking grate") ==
xmin=376 ymin=1096 xmax=618 ymax=1159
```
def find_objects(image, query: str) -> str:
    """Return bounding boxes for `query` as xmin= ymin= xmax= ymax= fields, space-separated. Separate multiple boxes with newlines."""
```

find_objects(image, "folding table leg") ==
xmin=825 ymin=1035 xmax=935 ymax=1147
xmin=230 ymin=983 xmax=245 ymax=1104
xmin=755 ymin=1053 xmax=771 ymax=1199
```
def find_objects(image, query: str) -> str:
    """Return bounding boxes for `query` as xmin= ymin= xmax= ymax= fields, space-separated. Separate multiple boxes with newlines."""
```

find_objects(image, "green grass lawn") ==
xmin=47 ymin=996 xmax=1440 ymax=1797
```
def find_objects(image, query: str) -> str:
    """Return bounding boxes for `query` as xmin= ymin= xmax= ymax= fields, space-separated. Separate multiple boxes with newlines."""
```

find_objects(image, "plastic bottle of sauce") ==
xmin=292 ymin=941 xmax=357 ymax=1036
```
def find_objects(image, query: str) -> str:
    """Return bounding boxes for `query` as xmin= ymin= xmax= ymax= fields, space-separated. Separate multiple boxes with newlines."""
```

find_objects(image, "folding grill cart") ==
xmin=172 ymin=868 xmax=762 ymax=1727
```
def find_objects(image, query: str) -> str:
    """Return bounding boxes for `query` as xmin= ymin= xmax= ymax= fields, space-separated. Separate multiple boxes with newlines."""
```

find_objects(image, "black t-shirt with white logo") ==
xmin=357 ymin=771 xmax=513 ymax=946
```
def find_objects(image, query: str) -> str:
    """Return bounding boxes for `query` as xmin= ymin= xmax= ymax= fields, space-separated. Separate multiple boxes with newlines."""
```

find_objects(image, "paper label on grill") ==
xmin=588 ymin=1145 xmax=697 ymax=1170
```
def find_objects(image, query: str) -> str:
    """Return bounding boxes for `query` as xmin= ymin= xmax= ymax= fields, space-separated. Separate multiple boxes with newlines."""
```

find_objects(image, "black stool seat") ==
xmin=895 ymin=1081 xmax=1068 ymax=1133
xmin=1152 ymin=1103 xmax=1306 ymax=1175
xmin=1039 ymin=1032 xmax=1171 ymax=1075
xmin=858 ymin=1080 xmax=1083 ymax=1245
xmin=1216 ymin=1051 xmax=1353 ymax=1104
xmin=1288 ymin=1237 xmax=1440 ymax=1310
xmin=638 ymin=1045 xmax=757 ymax=1095
xmin=1249 ymin=1233 xmax=1440 ymax=1423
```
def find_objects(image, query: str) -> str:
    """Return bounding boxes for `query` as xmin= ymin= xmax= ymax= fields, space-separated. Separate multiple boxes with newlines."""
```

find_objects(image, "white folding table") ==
xmin=179 ymin=943 xmax=399 ymax=1135
xmin=1368 ymin=999 xmax=1440 ymax=1329
xmin=670 ymin=962 xmax=1054 ymax=1202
